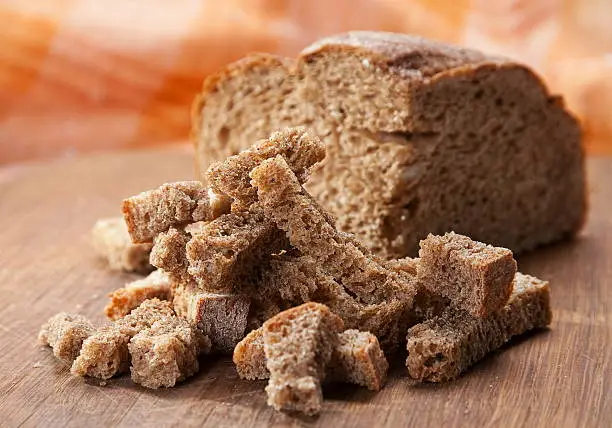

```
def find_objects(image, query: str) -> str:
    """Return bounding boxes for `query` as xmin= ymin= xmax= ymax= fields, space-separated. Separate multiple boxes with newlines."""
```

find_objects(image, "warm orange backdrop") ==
xmin=1 ymin=0 xmax=611 ymax=164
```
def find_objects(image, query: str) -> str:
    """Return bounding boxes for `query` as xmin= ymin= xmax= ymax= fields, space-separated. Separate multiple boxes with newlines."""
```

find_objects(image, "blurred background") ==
xmin=1 ymin=0 xmax=611 ymax=165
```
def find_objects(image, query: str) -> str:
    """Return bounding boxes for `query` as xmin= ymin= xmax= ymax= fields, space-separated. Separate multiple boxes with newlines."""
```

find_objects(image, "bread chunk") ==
xmin=328 ymin=329 xmax=388 ymax=391
xmin=250 ymin=155 xmax=416 ymax=349
xmin=172 ymin=286 xmax=250 ymax=354
xmin=129 ymin=317 xmax=209 ymax=389
xmin=263 ymin=302 xmax=344 ymax=415
xmin=38 ymin=313 xmax=96 ymax=364
xmin=233 ymin=328 xmax=268 ymax=380
xmin=72 ymin=299 xmax=174 ymax=379
xmin=260 ymin=251 xmax=413 ymax=351
xmin=195 ymin=31 xmax=585 ymax=259
xmin=104 ymin=270 xmax=172 ymax=320
xmin=91 ymin=217 xmax=153 ymax=273
xmin=185 ymin=211 xmax=287 ymax=293
xmin=417 ymin=232 xmax=516 ymax=317
xmin=235 ymin=327 xmax=388 ymax=391
xmin=206 ymin=127 xmax=326 ymax=207
xmin=122 ymin=181 xmax=230 ymax=243
xmin=70 ymin=326 xmax=131 ymax=379
xmin=406 ymin=273 xmax=552 ymax=382
xmin=150 ymin=228 xmax=191 ymax=283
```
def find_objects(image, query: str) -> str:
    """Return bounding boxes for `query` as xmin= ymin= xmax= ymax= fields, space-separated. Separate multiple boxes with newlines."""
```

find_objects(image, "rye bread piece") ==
xmin=235 ymin=327 xmax=388 ymax=391
xmin=122 ymin=181 xmax=230 ymax=244
xmin=417 ymin=232 xmax=516 ymax=317
xmin=233 ymin=328 xmax=269 ymax=380
xmin=194 ymin=31 xmax=586 ymax=259
xmin=185 ymin=211 xmax=288 ymax=293
xmin=104 ymin=270 xmax=173 ymax=320
xmin=91 ymin=217 xmax=153 ymax=273
xmin=39 ymin=313 xmax=96 ymax=364
xmin=263 ymin=302 xmax=344 ymax=416
xmin=206 ymin=127 xmax=326 ymax=208
xmin=250 ymin=155 xmax=416 ymax=305
xmin=406 ymin=273 xmax=552 ymax=382
xmin=150 ymin=228 xmax=191 ymax=284
xmin=72 ymin=299 xmax=174 ymax=379
xmin=328 ymin=329 xmax=388 ymax=391
xmin=129 ymin=317 xmax=210 ymax=389
xmin=172 ymin=285 xmax=250 ymax=354
xmin=260 ymin=251 xmax=413 ymax=351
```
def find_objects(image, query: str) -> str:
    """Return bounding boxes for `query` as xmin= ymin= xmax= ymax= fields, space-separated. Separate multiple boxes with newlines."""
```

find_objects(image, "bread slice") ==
xmin=91 ymin=217 xmax=153 ymax=273
xmin=263 ymin=302 xmax=344 ymax=415
xmin=38 ymin=313 xmax=96 ymax=364
xmin=194 ymin=31 xmax=586 ymax=259
xmin=417 ymin=232 xmax=516 ymax=317
xmin=104 ymin=270 xmax=173 ymax=320
xmin=234 ymin=327 xmax=388 ymax=391
xmin=122 ymin=181 xmax=230 ymax=244
xmin=406 ymin=273 xmax=552 ymax=382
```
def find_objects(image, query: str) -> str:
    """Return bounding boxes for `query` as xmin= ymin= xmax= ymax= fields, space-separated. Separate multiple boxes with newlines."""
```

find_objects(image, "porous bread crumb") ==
xmin=263 ymin=302 xmax=344 ymax=416
xmin=104 ymin=270 xmax=172 ymax=320
xmin=406 ymin=273 xmax=552 ymax=382
xmin=129 ymin=316 xmax=210 ymax=389
xmin=38 ymin=313 xmax=95 ymax=364
xmin=150 ymin=228 xmax=191 ymax=284
xmin=71 ymin=299 xmax=174 ymax=379
xmin=417 ymin=232 xmax=517 ymax=317
xmin=122 ymin=181 xmax=230 ymax=244
xmin=172 ymin=286 xmax=250 ymax=354
xmin=91 ymin=217 xmax=153 ymax=273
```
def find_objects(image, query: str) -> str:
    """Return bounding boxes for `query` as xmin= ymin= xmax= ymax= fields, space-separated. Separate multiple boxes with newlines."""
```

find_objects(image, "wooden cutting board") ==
xmin=0 ymin=147 xmax=609 ymax=427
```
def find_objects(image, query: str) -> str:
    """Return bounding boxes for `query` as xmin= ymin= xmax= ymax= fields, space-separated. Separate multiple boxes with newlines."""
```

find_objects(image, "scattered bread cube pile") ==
xmin=41 ymin=127 xmax=552 ymax=415
xmin=40 ymin=299 xmax=209 ymax=388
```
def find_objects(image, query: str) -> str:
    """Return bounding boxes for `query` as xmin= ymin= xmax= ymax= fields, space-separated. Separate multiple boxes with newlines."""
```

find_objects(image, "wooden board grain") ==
xmin=0 ymin=147 xmax=609 ymax=428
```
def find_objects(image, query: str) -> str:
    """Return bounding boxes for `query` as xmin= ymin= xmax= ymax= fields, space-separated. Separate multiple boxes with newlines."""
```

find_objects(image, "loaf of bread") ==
xmin=194 ymin=31 xmax=586 ymax=259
